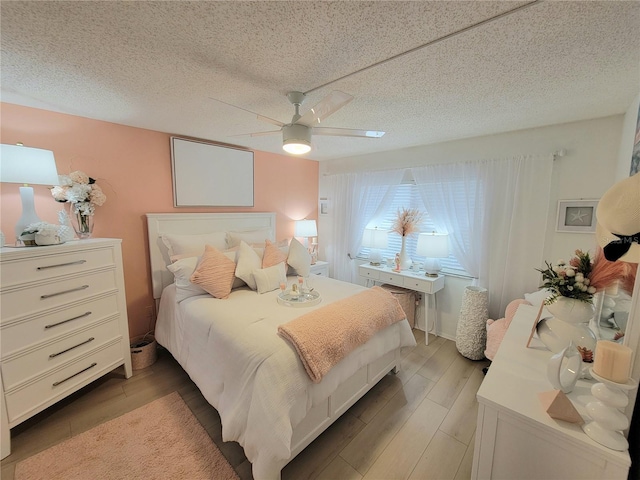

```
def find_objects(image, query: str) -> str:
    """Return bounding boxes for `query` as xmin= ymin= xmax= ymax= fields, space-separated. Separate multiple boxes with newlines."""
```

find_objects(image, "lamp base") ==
xmin=15 ymin=186 xmax=43 ymax=241
xmin=423 ymin=258 xmax=442 ymax=278
xmin=424 ymin=272 xmax=439 ymax=277
xmin=368 ymin=249 xmax=382 ymax=266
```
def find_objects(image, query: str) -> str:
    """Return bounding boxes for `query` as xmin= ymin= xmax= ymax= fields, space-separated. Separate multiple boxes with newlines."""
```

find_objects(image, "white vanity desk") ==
xmin=472 ymin=303 xmax=631 ymax=479
xmin=358 ymin=264 xmax=444 ymax=345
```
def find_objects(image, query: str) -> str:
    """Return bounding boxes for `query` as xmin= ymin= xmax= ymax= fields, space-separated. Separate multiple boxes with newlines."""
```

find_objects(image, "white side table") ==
xmin=309 ymin=260 xmax=329 ymax=277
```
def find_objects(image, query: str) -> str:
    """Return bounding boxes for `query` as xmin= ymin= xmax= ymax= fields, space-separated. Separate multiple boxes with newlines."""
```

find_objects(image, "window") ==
xmin=359 ymin=183 xmax=467 ymax=273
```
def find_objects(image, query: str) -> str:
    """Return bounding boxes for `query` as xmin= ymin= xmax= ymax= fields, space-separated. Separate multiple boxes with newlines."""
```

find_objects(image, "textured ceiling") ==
xmin=1 ymin=1 xmax=639 ymax=161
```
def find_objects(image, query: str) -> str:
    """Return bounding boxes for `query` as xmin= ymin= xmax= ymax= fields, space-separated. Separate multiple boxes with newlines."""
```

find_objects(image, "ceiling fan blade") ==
xmin=312 ymin=127 xmax=385 ymax=138
xmin=229 ymin=130 xmax=282 ymax=138
xmin=297 ymin=91 xmax=354 ymax=126
xmin=209 ymin=97 xmax=284 ymax=127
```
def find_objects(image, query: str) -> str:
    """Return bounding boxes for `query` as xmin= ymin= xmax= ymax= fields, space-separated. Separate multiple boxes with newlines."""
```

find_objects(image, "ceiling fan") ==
xmin=215 ymin=91 xmax=385 ymax=155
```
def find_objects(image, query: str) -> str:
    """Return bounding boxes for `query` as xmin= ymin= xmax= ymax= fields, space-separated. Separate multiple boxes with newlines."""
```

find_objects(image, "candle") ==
xmin=593 ymin=340 xmax=633 ymax=384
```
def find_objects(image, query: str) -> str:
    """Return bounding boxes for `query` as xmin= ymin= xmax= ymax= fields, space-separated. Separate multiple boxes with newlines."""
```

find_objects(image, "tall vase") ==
xmin=537 ymin=296 xmax=596 ymax=361
xmin=456 ymin=286 xmax=489 ymax=360
xmin=399 ymin=236 xmax=411 ymax=270
xmin=70 ymin=208 xmax=94 ymax=239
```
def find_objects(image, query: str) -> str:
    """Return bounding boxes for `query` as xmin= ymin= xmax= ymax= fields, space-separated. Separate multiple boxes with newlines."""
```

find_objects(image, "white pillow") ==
xmin=226 ymin=228 xmax=273 ymax=248
xmin=167 ymin=257 xmax=207 ymax=302
xmin=167 ymin=251 xmax=242 ymax=302
xmin=253 ymin=262 xmax=287 ymax=294
xmin=235 ymin=241 xmax=262 ymax=290
xmin=287 ymin=237 xmax=311 ymax=277
xmin=161 ymin=232 xmax=227 ymax=258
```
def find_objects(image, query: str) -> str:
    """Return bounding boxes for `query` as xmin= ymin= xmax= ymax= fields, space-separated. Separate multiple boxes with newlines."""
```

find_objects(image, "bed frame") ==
xmin=146 ymin=212 xmax=401 ymax=479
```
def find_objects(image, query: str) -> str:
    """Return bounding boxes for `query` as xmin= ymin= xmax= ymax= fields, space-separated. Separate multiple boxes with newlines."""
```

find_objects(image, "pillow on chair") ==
xmin=484 ymin=298 xmax=532 ymax=361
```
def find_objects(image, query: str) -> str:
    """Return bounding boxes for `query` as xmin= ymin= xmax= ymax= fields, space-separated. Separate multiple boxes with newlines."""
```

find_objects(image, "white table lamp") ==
xmin=0 ymin=144 xmax=59 ymax=241
xmin=417 ymin=232 xmax=449 ymax=277
xmin=362 ymin=227 xmax=388 ymax=266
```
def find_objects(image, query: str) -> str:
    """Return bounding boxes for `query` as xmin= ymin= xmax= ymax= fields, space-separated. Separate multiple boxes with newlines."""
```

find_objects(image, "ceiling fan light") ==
xmin=282 ymin=124 xmax=311 ymax=155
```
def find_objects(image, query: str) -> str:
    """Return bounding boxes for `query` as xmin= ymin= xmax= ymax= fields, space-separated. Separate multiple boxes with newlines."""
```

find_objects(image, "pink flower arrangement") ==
xmin=51 ymin=170 xmax=106 ymax=215
xmin=391 ymin=207 xmax=423 ymax=237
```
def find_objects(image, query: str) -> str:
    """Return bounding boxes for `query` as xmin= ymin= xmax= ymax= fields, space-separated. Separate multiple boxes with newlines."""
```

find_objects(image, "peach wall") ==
xmin=1 ymin=103 xmax=319 ymax=337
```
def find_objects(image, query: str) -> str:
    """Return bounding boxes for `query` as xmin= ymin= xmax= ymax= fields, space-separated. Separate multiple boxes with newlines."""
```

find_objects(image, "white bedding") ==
xmin=155 ymin=275 xmax=415 ymax=478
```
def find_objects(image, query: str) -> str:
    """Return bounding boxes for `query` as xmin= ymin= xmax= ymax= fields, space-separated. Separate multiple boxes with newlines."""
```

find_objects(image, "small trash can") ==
xmin=381 ymin=284 xmax=417 ymax=329
xmin=130 ymin=334 xmax=157 ymax=370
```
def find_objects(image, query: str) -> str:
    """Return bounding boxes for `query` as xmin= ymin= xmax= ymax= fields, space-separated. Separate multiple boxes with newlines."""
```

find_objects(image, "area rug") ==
xmin=15 ymin=392 xmax=240 ymax=480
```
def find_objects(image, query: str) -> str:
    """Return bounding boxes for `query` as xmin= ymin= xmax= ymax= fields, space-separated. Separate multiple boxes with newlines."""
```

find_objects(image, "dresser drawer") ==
xmin=403 ymin=275 xmax=443 ymax=293
xmin=0 ymin=248 xmax=115 ymax=287
xmin=1 ymin=270 xmax=118 ymax=321
xmin=4 ymin=340 xmax=124 ymax=424
xmin=1 ymin=294 xmax=120 ymax=355
xmin=379 ymin=272 xmax=403 ymax=286
xmin=358 ymin=267 xmax=380 ymax=280
xmin=2 ymin=319 xmax=121 ymax=390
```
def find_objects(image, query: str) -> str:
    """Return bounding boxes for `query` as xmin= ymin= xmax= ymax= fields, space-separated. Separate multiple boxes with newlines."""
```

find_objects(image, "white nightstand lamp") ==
xmin=362 ymin=227 xmax=388 ymax=266
xmin=295 ymin=219 xmax=318 ymax=262
xmin=0 ymin=143 xmax=59 ymax=241
xmin=417 ymin=232 xmax=449 ymax=277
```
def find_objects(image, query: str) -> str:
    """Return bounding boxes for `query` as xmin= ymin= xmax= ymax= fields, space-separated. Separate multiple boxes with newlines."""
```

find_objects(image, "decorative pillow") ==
xmin=235 ymin=241 xmax=262 ymax=290
xmin=253 ymin=262 xmax=287 ymax=294
xmin=287 ymin=236 xmax=311 ymax=277
xmin=226 ymin=228 xmax=273 ymax=249
xmin=161 ymin=232 xmax=227 ymax=259
xmin=167 ymin=256 xmax=208 ymax=302
xmin=263 ymin=239 xmax=288 ymax=269
xmin=190 ymin=245 xmax=236 ymax=299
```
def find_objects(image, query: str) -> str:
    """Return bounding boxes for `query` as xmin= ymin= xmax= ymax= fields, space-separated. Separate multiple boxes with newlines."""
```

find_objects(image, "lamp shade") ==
xmin=295 ymin=219 xmax=317 ymax=237
xmin=417 ymin=232 xmax=449 ymax=258
xmin=362 ymin=227 xmax=388 ymax=249
xmin=0 ymin=144 xmax=59 ymax=185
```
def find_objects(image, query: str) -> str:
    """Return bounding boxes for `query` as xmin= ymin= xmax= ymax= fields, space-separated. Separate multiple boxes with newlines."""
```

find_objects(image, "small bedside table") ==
xmin=309 ymin=260 xmax=329 ymax=277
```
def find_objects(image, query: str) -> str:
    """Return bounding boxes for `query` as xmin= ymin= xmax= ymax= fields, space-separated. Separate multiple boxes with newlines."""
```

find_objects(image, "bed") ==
xmin=146 ymin=213 xmax=416 ymax=479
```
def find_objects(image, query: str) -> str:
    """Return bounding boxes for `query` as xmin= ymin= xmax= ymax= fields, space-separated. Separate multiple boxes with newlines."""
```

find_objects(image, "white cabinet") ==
xmin=0 ymin=239 xmax=132 ymax=459
xmin=472 ymin=304 xmax=630 ymax=479
xmin=309 ymin=260 xmax=329 ymax=277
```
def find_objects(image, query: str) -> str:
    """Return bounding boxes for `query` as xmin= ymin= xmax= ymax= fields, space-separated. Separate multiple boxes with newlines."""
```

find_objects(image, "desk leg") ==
xmin=424 ymin=293 xmax=439 ymax=346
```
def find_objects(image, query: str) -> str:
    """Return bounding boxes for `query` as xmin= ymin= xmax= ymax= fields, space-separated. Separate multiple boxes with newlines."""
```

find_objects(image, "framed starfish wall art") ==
xmin=556 ymin=200 xmax=599 ymax=233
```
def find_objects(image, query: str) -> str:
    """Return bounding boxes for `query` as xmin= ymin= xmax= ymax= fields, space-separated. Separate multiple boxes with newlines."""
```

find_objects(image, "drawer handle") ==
xmin=37 ymin=260 xmax=87 ymax=270
xmin=41 ymin=285 xmax=89 ymax=299
xmin=49 ymin=337 xmax=95 ymax=358
xmin=45 ymin=311 xmax=92 ymax=329
xmin=52 ymin=362 xmax=97 ymax=387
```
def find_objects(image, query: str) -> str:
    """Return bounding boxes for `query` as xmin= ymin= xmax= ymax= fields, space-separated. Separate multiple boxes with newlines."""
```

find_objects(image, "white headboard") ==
xmin=146 ymin=212 xmax=277 ymax=299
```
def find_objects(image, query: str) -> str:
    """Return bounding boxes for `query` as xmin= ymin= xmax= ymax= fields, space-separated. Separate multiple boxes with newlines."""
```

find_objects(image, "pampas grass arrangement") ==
xmin=391 ymin=207 xmax=423 ymax=237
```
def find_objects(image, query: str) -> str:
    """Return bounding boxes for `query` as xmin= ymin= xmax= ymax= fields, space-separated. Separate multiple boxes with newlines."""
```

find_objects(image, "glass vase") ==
xmin=71 ymin=210 xmax=94 ymax=239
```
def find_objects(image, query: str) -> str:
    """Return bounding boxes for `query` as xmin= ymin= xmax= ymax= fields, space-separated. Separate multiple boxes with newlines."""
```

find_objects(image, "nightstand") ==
xmin=309 ymin=260 xmax=329 ymax=277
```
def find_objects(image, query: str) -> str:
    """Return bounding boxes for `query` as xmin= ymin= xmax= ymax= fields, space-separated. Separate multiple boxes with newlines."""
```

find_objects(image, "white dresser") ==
xmin=472 ymin=303 xmax=631 ymax=479
xmin=0 ymin=238 xmax=132 ymax=459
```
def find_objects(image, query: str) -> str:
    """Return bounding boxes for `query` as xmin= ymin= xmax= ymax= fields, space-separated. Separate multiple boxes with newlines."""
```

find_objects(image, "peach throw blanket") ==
xmin=278 ymin=286 xmax=406 ymax=383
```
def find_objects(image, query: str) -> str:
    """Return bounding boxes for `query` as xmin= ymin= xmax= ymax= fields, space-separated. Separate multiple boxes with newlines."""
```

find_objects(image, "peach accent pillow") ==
xmin=190 ymin=245 xmax=236 ymax=299
xmin=262 ymin=239 xmax=288 ymax=269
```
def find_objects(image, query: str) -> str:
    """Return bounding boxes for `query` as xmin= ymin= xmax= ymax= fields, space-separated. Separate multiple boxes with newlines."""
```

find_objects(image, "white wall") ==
xmin=320 ymin=115 xmax=624 ymax=338
xmin=615 ymin=92 xmax=640 ymax=181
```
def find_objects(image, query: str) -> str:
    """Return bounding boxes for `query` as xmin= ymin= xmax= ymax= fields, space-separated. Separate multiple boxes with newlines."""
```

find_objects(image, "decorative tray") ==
xmin=277 ymin=290 xmax=321 ymax=308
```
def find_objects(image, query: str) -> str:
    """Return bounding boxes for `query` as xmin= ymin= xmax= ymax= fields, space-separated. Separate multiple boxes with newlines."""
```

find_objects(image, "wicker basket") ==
xmin=130 ymin=334 xmax=157 ymax=370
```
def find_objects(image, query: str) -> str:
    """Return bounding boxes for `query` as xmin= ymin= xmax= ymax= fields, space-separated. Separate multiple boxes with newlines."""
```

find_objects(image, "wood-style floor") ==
xmin=1 ymin=329 xmax=489 ymax=480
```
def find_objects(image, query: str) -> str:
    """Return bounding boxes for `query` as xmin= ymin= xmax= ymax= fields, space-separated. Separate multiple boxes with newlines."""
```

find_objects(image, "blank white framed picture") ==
xmin=171 ymin=137 xmax=254 ymax=207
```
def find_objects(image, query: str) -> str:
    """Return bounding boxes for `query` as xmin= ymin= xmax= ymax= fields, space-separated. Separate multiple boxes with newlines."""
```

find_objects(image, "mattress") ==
xmin=155 ymin=275 xmax=415 ymax=477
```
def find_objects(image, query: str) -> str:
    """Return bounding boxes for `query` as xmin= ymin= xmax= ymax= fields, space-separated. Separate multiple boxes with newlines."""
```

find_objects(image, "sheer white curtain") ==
xmin=411 ymin=163 xmax=482 ymax=279
xmin=412 ymin=154 xmax=553 ymax=317
xmin=324 ymin=169 xmax=404 ymax=282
